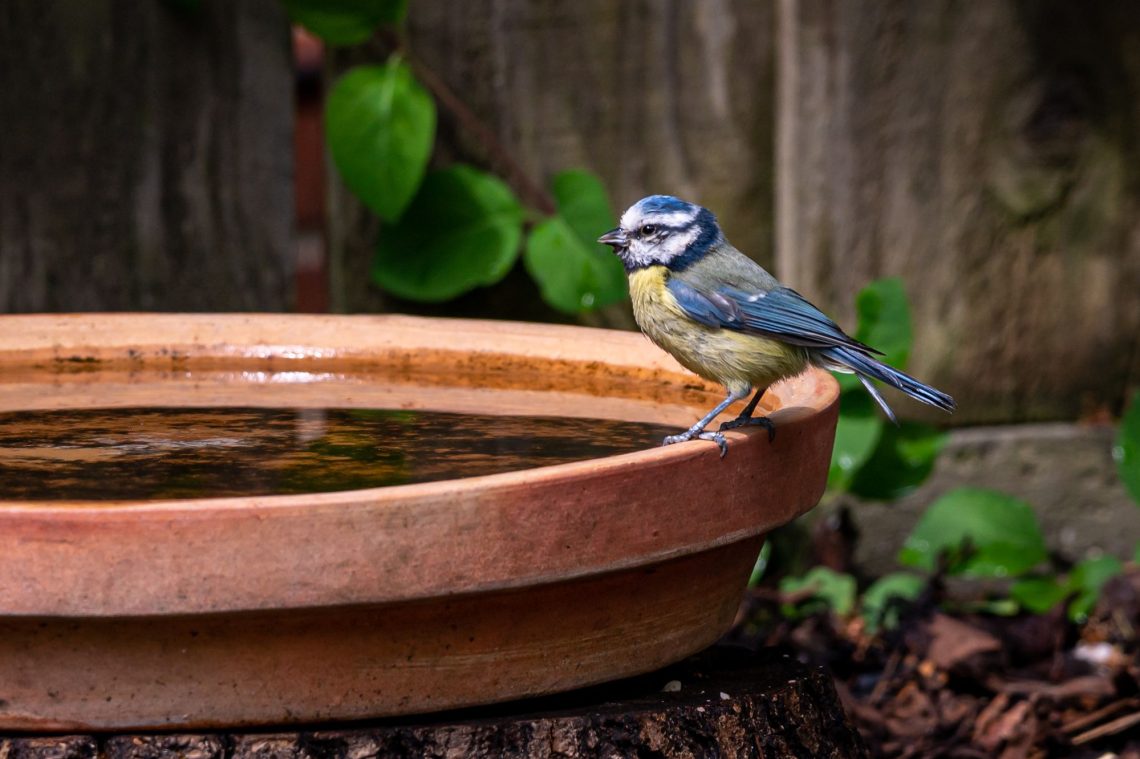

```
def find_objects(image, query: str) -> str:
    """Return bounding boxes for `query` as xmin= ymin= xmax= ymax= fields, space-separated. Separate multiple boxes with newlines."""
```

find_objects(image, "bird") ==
xmin=597 ymin=195 xmax=955 ymax=457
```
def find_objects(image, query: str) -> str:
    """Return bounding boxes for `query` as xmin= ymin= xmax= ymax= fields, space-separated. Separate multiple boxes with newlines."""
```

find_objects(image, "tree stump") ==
xmin=0 ymin=648 xmax=867 ymax=758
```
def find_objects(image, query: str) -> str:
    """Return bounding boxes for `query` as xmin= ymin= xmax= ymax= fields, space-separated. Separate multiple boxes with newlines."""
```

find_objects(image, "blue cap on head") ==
xmin=635 ymin=195 xmax=696 ymax=216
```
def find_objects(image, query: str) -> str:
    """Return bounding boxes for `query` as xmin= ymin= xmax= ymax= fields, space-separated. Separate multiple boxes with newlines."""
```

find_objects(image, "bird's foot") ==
xmin=718 ymin=414 xmax=776 ymax=442
xmin=662 ymin=429 xmax=729 ymax=458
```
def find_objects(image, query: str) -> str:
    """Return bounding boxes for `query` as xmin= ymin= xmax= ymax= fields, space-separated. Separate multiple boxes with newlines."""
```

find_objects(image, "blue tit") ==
xmin=598 ymin=195 xmax=955 ymax=456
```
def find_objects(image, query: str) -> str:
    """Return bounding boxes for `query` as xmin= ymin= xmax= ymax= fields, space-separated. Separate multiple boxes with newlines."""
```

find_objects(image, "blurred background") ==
xmin=1 ymin=0 xmax=1138 ymax=567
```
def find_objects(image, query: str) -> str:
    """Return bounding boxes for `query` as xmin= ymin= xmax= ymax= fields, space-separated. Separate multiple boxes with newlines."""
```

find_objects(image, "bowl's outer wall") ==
xmin=0 ymin=539 xmax=766 ymax=730
xmin=0 ymin=314 xmax=839 ymax=729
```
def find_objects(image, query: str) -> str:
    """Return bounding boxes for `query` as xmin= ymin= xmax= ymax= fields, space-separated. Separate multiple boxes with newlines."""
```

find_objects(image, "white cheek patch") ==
xmin=656 ymin=227 xmax=699 ymax=263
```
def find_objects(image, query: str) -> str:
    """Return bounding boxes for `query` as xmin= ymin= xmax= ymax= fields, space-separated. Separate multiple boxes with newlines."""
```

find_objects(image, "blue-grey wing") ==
xmin=666 ymin=278 xmax=880 ymax=354
xmin=665 ymin=277 xmax=744 ymax=329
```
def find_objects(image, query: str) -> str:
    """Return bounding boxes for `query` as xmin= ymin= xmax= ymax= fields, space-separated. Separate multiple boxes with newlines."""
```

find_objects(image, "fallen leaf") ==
xmin=884 ymin=681 xmax=938 ymax=738
xmin=925 ymin=613 xmax=1002 ymax=670
xmin=976 ymin=699 xmax=1032 ymax=753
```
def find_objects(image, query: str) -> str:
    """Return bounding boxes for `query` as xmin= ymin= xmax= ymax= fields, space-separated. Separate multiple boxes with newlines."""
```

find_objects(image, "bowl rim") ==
xmin=0 ymin=312 xmax=838 ymax=511
xmin=0 ymin=313 xmax=839 ymax=617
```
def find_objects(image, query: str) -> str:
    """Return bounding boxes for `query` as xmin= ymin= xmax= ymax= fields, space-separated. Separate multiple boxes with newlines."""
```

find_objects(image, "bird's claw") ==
xmin=718 ymin=414 xmax=776 ymax=442
xmin=662 ymin=429 xmax=729 ymax=458
xmin=699 ymin=430 xmax=729 ymax=457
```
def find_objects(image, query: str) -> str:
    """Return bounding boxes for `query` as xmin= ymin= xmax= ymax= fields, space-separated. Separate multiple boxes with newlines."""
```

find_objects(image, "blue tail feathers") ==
xmin=819 ymin=345 xmax=956 ymax=422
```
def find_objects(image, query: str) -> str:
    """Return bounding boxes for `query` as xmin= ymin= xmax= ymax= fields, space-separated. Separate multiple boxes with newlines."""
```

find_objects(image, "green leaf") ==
xmin=853 ymin=277 xmax=912 ymax=370
xmin=1010 ymin=576 xmax=1070 ymax=614
xmin=829 ymin=389 xmax=884 ymax=491
xmin=780 ymin=567 xmax=857 ymax=618
xmin=326 ymin=62 xmax=435 ymax=221
xmin=861 ymin=572 xmax=925 ymax=632
xmin=1067 ymin=555 xmax=1123 ymax=621
xmin=898 ymin=488 xmax=1048 ymax=578
xmin=283 ymin=0 xmax=407 ymax=45
xmin=1010 ymin=557 xmax=1123 ymax=620
xmin=847 ymin=421 xmax=947 ymax=500
xmin=550 ymin=170 xmax=616 ymax=247
xmin=1116 ymin=391 xmax=1140 ymax=506
xmin=524 ymin=171 xmax=627 ymax=313
xmin=828 ymin=277 xmax=921 ymax=493
xmin=524 ymin=219 xmax=627 ymax=313
xmin=373 ymin=166 xmax=524 ymax=301
xmin=747 ymin=541 xmax=773 ymax=588
xmin=968 ymin=598 xmax=1022 ymax=616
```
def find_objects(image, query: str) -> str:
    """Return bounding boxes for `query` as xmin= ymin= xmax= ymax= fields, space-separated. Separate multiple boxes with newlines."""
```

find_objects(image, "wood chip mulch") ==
xmin=731 ymin=565 xmax=1140 ymax=758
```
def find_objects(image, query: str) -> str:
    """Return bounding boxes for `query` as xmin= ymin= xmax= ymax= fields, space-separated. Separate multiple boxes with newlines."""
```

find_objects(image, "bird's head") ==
xmin=598 ymin=195 xmax=723 ymax=272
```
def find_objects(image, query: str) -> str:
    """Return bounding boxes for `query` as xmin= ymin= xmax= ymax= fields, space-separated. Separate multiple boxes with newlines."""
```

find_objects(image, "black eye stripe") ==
xmin=639 ymin=222 xmax=689 ymax=236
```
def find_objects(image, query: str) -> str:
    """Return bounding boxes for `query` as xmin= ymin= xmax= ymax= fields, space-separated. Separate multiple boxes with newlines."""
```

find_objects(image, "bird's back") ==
xmin=674 ymin=243 xmax=779 ymax=295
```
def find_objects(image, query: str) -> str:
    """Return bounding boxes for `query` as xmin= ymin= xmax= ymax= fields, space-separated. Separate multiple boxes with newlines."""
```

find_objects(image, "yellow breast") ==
xmin=627 ymin=266 xmax=809 ymax=393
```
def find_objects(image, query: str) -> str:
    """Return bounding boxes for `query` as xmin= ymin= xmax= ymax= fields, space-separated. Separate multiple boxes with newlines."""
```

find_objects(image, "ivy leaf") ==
xmin=550 ymin=171 xmax=616 ymax=248
xmin=899 ymin=488 xmax=1048 ymax=578
xmin=828 ymin=389 xmax=884 ymax=491
xmin=853 ymin=277 xmax=912 ymax=370
xmin=1010 ymin=556 xmax=1123 ymax=621
xmin=861 ymin=573 xmax=925 ymax=632
xmin=524 ymin=170 xmax=627 ymax=313
xmin=847 ymin=421 xmax=947 ymax=500
xmin=828 ymin=278 xmax=921 ymax=494
xmin=373 ymin=166 xmax=524 ymax=301
xmin=1009 ymin=576 xmax=1070 ymax=615
xmin=779 ymin=567 xmax=857 ymax=618
xmin=525 ymin=219 xmax=627 ymax=313
xmin=326 ymin=62 xmax=435 ymax=221
xmin=1067 ymin=555 xmax=1123 ymax=621
xmin=283 ymin=0 xmax=407 ymax=45
xmin=1115 ymin=391 xmax=1140 ymax=506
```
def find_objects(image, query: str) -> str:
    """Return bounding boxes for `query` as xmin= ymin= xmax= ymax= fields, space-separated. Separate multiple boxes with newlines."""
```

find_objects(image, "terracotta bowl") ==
xmin=0 ymin=314 xmax=838 ymax=730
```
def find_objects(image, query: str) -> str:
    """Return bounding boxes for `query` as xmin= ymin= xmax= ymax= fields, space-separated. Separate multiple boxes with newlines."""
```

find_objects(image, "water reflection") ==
xmin=0 ymin=407 xmax=678 ymax=501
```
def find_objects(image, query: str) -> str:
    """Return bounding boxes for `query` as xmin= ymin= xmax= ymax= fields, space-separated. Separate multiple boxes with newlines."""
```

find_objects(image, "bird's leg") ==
xmin=718 ymin=386 xmax=776 ymax=441
xmin=663 ymin=387 xmax=751 ymax=457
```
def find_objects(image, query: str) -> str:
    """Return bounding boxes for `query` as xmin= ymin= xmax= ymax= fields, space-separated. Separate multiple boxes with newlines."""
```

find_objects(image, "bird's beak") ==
xmin=597 ymin=228 xmax=628 ymax=248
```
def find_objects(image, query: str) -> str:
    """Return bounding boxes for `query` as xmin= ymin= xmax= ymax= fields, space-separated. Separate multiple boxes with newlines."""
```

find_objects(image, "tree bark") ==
xmin=0 ymin=0 xmax=294 ymax=312
xmin=0 ymin=649 xmax=868 ymax=758
xmin=777 ymin=0 xmax=1140 ymax=423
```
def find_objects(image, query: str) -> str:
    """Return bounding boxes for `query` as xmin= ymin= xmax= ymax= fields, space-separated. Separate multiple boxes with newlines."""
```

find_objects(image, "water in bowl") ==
xmin=0 ymin=407 xmax=679 ymax=501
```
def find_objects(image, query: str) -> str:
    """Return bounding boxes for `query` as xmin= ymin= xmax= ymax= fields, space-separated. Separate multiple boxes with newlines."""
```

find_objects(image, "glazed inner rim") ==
xmin=0 ymin=357 xmax=795 ymax=504
xmin=0 ymin=348 xmax=787 ymax=502
xmin=0 ymin=314 xmax=820 ymax=508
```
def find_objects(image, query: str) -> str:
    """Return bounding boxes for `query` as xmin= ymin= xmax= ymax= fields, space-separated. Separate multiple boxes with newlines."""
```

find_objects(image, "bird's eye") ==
xmin=640 ymin=224 xmax=657 ymax=237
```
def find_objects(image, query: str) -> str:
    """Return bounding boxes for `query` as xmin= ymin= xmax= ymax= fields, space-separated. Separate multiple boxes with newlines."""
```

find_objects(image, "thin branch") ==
xmin=1071 ymin=709 xmax=1140 ymax=746
xmin=381 ymin=31 xmax=557 ymax=215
